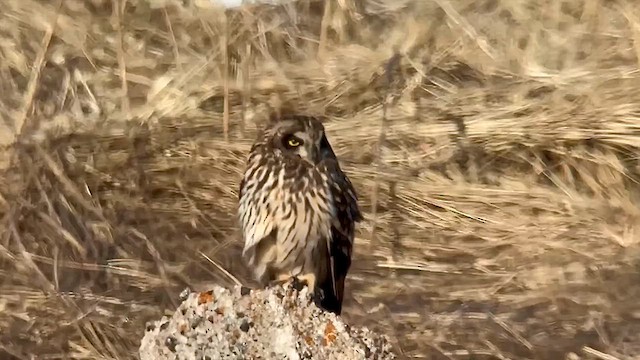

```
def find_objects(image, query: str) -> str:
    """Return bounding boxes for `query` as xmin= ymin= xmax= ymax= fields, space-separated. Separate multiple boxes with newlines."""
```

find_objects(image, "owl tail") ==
xmin=314 ymin=241 xmax=351 ymax=315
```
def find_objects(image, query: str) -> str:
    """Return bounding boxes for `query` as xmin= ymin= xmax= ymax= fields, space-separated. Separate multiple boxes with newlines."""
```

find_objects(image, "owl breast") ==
xmin=238 ymin=151 xmax=335 ymax=282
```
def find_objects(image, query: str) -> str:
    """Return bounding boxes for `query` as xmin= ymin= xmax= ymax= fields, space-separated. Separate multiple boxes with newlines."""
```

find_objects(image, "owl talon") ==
xmin=290 ymin=276 xmax=306 ymax=292
xmin=311 ymin=289 xmax=326 ymax=309
xmin=268 ymin=278 xmax=290 ymax=288
xmin=269 ymin=276 xmax=307 ymax=292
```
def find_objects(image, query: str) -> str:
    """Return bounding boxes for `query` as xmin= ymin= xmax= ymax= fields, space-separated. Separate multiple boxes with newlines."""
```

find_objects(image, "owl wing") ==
xmin=317 ymin=158 xmax=362 ymax=314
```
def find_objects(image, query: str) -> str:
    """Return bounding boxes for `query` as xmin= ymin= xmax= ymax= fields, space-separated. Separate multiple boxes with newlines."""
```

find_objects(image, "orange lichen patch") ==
xmin=322 ymin=320 xmax=337 ymax=346
xmin=304 ymin=335 xmax=315 ymax=346
xmin=198 ymin=290 xmax=214 ymax=305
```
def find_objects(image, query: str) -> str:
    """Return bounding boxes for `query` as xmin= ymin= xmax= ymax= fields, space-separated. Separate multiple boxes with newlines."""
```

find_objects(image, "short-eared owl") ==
xmin=238 ymin=113 xmax=362 ymax=315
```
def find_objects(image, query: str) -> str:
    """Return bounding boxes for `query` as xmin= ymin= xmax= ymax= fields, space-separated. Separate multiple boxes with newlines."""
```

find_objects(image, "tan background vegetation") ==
xmin=1 ymin=0 xmax=640 ymax=359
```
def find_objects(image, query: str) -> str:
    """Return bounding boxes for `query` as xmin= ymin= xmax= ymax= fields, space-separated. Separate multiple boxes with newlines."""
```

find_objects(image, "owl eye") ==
xmin=283 ymin=135 xmax=303 ymax=148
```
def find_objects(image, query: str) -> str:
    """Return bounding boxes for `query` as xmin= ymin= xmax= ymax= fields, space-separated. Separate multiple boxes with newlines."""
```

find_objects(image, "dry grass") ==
xmin=1 ymin=0 xmax=640 ymax=359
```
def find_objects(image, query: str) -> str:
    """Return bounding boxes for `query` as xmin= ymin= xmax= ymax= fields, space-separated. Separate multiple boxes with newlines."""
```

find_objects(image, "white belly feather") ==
xmin=238 ymin=159 xmax=334 ymax=280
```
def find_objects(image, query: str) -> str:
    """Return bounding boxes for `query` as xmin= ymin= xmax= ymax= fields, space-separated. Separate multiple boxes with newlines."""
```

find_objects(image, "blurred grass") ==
xmin=1 ymin=0 xmax=640 ymax=359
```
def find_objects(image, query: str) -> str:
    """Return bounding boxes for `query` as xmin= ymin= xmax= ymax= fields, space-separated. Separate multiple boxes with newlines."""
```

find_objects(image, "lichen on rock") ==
xmin=139 ymin=282 xmax=396 ymax=360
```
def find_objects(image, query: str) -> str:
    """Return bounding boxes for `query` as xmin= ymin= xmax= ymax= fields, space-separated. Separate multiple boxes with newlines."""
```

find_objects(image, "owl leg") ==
xmin=293 ymin=272 xmax=316 ymax=292
xmin=267 ymin=272 xmax=316 ymax=292
xmin=267 ymin=272 xmax=295 ymax=288
xmin=294 ymin=272 xmax=326 ymax=308
xmin=296 ymin=272 xmax=316 ymax=291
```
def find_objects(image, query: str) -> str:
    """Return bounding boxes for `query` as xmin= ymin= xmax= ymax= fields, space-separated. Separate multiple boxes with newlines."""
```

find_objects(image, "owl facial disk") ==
xmin=280 ymin=131 xmax=321 ymax=164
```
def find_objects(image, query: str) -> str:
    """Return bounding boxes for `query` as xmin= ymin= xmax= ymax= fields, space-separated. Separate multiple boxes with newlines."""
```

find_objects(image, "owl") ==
xmin=238 ymin=113 xmax=362 ymax=315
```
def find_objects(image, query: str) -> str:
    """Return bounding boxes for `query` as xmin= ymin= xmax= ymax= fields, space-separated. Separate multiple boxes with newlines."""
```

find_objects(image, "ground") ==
xmin=1 ymin=0 xmax=640 ymax=359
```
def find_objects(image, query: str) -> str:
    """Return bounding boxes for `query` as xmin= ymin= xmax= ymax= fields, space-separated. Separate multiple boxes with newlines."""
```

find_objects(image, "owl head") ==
xmin=257 ymin=113 xmax=338 ymax=165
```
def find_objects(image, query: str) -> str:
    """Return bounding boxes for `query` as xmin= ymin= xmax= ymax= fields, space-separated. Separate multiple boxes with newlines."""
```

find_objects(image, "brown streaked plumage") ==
xmin=237 ymin=113 xmax=362 ymax=315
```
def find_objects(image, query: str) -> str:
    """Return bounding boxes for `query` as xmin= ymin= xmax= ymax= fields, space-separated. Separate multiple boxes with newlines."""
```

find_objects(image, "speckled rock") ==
xmin=139 ymin=282 xmax=396 ymax=360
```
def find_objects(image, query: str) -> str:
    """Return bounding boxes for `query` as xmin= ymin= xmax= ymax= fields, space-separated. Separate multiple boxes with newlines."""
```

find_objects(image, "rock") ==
xmin=139 ymin=282 xmax=396 ymax=360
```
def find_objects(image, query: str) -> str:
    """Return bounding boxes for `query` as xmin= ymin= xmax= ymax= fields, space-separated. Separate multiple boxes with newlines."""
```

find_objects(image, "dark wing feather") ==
xmin=317 ymin=159 xmax=362 ymax=314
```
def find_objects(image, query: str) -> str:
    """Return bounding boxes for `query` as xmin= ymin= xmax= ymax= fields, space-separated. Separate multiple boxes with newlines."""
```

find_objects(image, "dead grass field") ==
xmin=1 ymin=0 xmax=640 ymax=359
